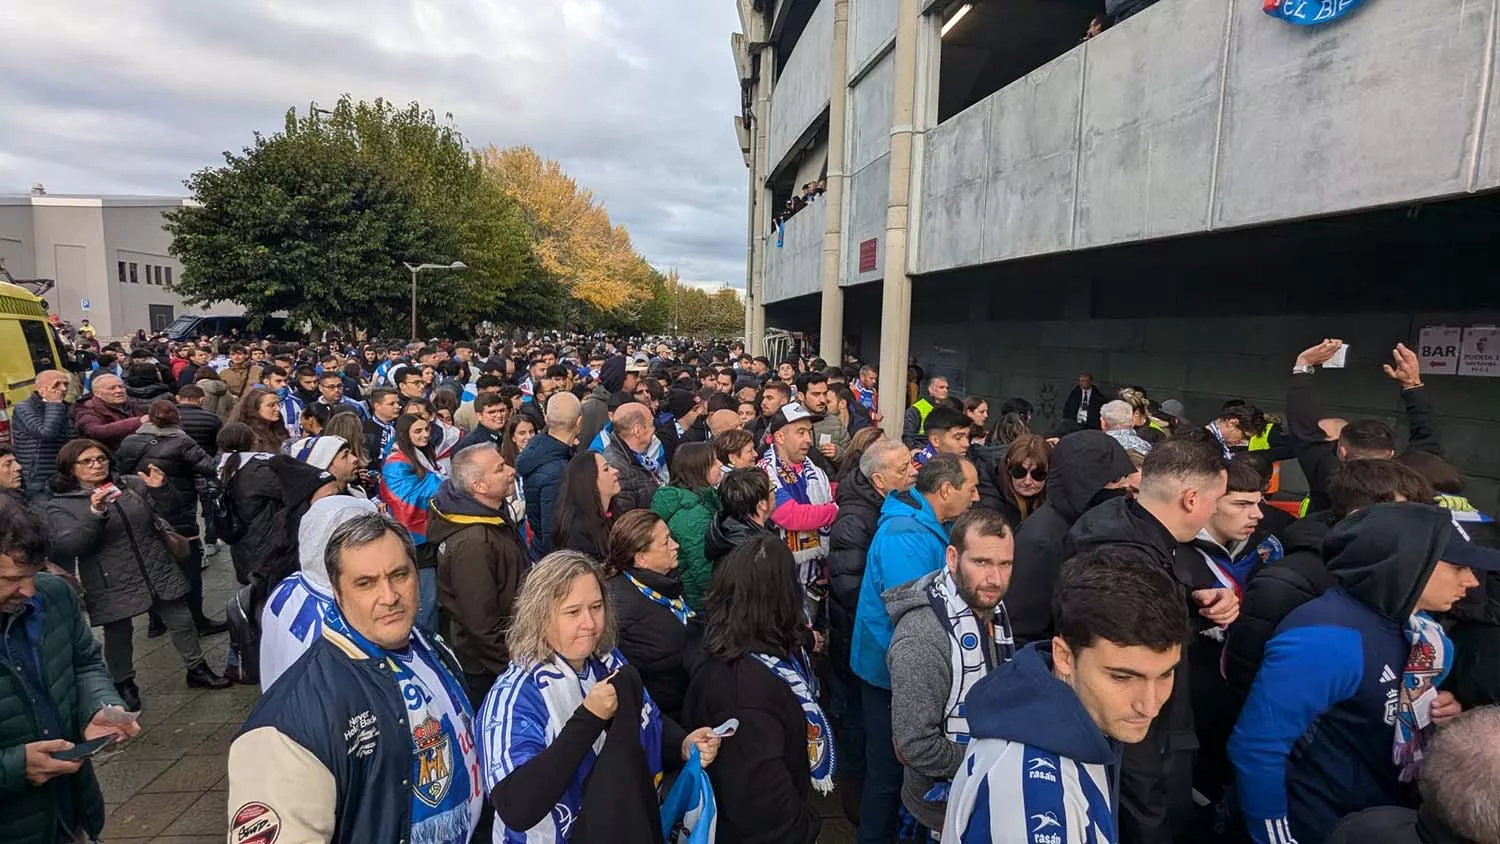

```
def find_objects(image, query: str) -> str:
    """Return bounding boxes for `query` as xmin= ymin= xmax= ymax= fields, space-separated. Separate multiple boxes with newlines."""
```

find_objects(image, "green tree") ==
xmin=166 ymin=96 xmax=531 ymax=336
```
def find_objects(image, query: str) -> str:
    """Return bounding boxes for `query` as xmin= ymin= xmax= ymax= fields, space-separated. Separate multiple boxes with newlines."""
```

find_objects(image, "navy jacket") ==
xmin=1231 ymin=504 xmax=1453 ymax=844
xmin=515 ymin=433 xmax=574 ymax=557
xmin=234 ymin=624 xmax=467 ymax=844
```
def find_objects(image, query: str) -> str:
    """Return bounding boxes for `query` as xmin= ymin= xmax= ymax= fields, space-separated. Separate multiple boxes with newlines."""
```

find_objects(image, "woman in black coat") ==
xmin=552 ymin=451 xmax=620 ymax=559
xmin=604 ymin=510 xmax=696 ymax=722
xmin=116 ymin=399 xmax=223 ymax=633
xmin=45 ymin=438 xmax=229 ymax=710
xmin=683 ymin=535 xmax=824 ymax=844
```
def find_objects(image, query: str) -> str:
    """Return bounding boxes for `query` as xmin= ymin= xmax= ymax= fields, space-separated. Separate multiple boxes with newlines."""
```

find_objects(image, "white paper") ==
xmin=1418 ymin=326 xmax=1463 ymax=375
xmin=1458 ymin=325 xmax=1500 ymax=377
xmin=1325 ymin=345 xmax=1349 ymax=369
xmin=818 ymin=434 xmax=832 ymax=446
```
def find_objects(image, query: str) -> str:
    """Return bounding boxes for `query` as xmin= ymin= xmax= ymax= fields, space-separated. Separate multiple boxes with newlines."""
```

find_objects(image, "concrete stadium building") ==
xmin=732 ymin=0 xmax=1500 ymax=509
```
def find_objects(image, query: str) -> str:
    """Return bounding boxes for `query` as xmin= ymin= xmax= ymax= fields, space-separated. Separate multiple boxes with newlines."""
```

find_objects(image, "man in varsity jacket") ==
xmin=942 ymin=546 xmax=1191 ymax=843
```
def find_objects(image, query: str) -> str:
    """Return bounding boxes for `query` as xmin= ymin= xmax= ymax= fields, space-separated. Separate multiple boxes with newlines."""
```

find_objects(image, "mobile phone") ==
xmin=51 ymin=735 xmax=117 ymax=762
xmin=97 ymin=482 xmax=123 ymax=504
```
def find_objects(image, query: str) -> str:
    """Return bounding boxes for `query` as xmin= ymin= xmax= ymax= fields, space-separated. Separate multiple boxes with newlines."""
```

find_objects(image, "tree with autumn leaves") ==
xmin=167 ymin=97 xmax=733 ymax=337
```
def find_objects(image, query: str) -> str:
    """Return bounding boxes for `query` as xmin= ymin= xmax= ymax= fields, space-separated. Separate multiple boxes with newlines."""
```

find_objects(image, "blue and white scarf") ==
xmin=1206 ymin=421 xmax=1234 ymax=460
xmin=926 ymin=570 xmax=1013 ymax=744
xmin=625 ymin=572 xmax=696 ymax=625
xmin=1393 ymin=611 xmax=1452 ymax=782
xmin=751 ymin=651 xmax=836 ymax=794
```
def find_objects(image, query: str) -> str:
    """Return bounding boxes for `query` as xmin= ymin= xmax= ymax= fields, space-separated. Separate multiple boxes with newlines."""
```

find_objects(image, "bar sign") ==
xmin=858 ymin=238 xmax=879 ymax=273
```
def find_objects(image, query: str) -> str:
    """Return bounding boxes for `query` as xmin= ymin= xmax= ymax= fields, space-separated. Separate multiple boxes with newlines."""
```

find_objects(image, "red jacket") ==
xmin=72 ymin=395 xmax=142 ymax=451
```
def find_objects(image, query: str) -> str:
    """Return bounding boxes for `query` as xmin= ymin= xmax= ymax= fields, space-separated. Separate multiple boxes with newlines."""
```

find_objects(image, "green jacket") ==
xmin=0 ymin=573 xmax=122 ymax=844
xmin=651 ymin=485 xmax=721 ymax=611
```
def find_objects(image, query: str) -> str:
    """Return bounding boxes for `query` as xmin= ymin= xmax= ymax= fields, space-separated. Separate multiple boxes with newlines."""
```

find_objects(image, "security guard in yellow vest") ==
xmin=902 ymin=375 xmax=950 ymax=448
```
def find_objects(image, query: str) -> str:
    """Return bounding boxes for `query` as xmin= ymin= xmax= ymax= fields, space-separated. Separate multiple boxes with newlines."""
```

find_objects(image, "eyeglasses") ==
xmin=77 ymin=456 xmax=111 ymax=467
xmin=1008 ymin=465 xmax=1047 ymax=482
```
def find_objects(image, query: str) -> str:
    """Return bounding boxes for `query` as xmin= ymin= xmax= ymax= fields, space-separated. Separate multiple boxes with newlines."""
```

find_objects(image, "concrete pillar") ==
xmin=878 ymin=0 xmax=921 ymax=439
xmin=747 ymin=47 xmax=774 ymax=356
xmin=818 ymin=0 xmax=850 ymax=365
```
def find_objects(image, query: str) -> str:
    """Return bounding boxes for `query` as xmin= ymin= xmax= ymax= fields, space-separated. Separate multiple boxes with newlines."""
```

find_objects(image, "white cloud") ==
xmin=0 ymin=0 xmax=748 ymax=286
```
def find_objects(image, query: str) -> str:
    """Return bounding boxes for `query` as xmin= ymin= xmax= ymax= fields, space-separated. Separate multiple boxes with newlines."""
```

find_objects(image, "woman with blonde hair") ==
xmin=477 ymin=551 xmax=720 ymax=842
xmin=1118 ymin=387 xmax=1167 ymax=445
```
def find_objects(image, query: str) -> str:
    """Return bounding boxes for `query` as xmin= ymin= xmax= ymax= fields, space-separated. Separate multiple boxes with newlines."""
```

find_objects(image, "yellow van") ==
xmin=0 ymin=280 xmax=66 ymax=446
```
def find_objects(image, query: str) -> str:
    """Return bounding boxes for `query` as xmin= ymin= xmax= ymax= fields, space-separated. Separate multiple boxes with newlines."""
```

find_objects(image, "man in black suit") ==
xmin=1062 ymin=372 xmax=1104 ymax=430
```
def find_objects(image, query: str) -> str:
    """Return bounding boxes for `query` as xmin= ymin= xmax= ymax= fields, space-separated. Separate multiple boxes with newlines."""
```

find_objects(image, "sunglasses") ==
xmin=1008 ymin=465 xmax=1047 ymax=482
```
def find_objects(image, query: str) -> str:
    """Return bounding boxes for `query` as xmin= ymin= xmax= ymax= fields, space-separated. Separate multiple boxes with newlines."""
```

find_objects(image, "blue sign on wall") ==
xmin=1264 ymin=0 xmax=1366 ymax=25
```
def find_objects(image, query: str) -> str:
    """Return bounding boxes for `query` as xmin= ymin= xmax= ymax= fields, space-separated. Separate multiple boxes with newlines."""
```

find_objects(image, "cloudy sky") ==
xmin=0 ymin=0 xmax=749 ymax=288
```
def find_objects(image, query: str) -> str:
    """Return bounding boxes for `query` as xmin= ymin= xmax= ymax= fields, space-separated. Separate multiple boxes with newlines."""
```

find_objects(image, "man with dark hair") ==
xmin=362 ymin=387 xmax=401 ymax=467
xmin=290 ymin=365 xmax=321 ymax=407
xmin=1066 ymin=434 xmax=1236 ymax=844
xmin=704 ymin=467 xmax=778 ymax=562
xmin=749 ymin=381 xmax=791 ymax=445
xmin=1225 ymin=459 xmax=1436 ymax=703
xmin=455 ymin=392 xmax=511 ymax=452
xmin=393 ymin=364 xmax=427 ymax=402
xmin=902 ymin=375 xmax=950 ymax=448
xmin=227 ymin=514 xmax=481 ymax=844
xmin=315 ymin=370 xmax=367 ymax=420
xmin=1207 ymin=403 xmax=1268 ymax=459
xmin=889 ymin=508 xmax=1016 ymax=834
xmin=1327 ymin=705 xmax=1500 ymax=844
xmin=219 ymin=344 xmax=264 ymax=403
xmin=0 ymin=498 xmax=141 ymax=844
xmin=911 ymin=405 xmax=971 ymax=468
xmin=1231 ymin=503 xmax=1500 ymax=844
xmin=1062 ymin=372 xmax=1103 ymax=431
xmin=1287 ymin=339 xmax=1443 ymax=514
xmin=852 ymin=453 xmax=978 ymax=844
xmin=944 ymin=546 xmax=1193 ymax=842
xmin=454 ymin=373 xmax=504 ymax=431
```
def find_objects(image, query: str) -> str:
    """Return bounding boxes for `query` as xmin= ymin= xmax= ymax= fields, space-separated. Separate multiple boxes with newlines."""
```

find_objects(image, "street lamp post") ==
xmin=403 ymin=261 xmax=467 ymax=339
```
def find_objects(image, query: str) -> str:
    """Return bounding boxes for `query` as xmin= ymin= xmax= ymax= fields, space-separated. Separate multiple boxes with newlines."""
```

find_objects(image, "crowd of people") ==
xmin=4 ymin=328 xmax=1500 ymax=844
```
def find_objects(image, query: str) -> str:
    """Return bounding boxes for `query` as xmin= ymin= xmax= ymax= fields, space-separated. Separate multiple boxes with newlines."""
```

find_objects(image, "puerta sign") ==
xmin=1264 ymin=0 xmax=1366 ymax=25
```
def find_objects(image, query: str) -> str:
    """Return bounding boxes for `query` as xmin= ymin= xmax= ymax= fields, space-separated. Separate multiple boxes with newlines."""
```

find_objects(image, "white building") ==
xmin=0 ymin=191 xmax=210 ymax=338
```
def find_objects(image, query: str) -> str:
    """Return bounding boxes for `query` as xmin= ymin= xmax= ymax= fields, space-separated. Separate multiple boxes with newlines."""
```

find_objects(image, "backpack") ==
xmin=210 ymin=473 xmax=247 ymax=543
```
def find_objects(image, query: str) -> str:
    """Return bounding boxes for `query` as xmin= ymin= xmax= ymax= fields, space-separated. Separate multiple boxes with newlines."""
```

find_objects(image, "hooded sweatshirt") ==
xmin=259 ymin=495 xmax=378 ymax=691
xmin=851 ymin=489 xmax=949 ymax=689
xmin=943 ymin=643 xmax=1121 ymax=844
xmin=1230 ymin=503 xmax=1453 ymax=844
xmin=1008 ymin=432 xmax=1134 ymax=645
xmin=887 ymin=569 xmax=1014 ymax=832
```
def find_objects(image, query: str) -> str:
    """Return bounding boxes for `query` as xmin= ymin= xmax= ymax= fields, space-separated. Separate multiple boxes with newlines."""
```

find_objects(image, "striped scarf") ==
xmin=751 ymin=651 xmax=836 ymax=794
xmin=625 ymin=572 xmax=695 ymax=625
xmin=1394 ymin=611 xmax=1452 ymax=782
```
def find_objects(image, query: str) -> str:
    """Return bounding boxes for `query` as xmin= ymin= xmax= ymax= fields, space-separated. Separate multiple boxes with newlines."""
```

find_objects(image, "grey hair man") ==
xmin=1101 ymin=399 xmax=1154 ymax=455
xmin=1327 ymin=704 xmax=1500 ymax=844
xmin=430 ymin=443 xmax=528 ymax=705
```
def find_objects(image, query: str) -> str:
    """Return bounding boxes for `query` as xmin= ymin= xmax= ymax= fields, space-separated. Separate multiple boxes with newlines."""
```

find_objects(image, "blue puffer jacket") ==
xmin=851 ymin=490 xmax=949 ymax=689
xmin=515 ymin=433 xmax=574 ymax=557
xmin=10 ymin=395 xmax=74 ymax=498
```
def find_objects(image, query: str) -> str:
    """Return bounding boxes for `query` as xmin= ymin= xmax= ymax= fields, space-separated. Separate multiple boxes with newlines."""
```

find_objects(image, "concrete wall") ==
xmin=30 ymin=204 xmax=111 ymax=333
xmin=916 ymin=0 xmax=1500 ymax=273
xmin=769 ymin=0 xmax=835 ymax=170
xmin=843 ymin=49 xmax=894 ymax=286
xmin=763 ymin=204 xmax=824 ymax=302
xmin=0 ymin=205 xmax=36 ymax=279
xmin=103 ymin=205 xmax=195 ymax=337
xmin=848 ymin=0 xmax=898 ymax=77
xmin=909 ymin=305 xmax=1500 ymax=513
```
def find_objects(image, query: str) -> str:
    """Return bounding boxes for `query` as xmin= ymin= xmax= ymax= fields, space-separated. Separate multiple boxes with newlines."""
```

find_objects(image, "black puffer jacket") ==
xmin=177 ymin=404 xmax=223 ymax=455
xmin=606 ymin=567 xmax=698 ymax=722
xmin=123 ymin=373 xmax=173 ymax=404
xmin=704 ymin=513 xmax=776 ymax=561
xmin=1007 ymin=431 xmax=1135 ymax=645
xmin=603 ymin=435 xmax=661 ymax=516
xmin=826 ymin=467 xmax=884 ymax=659
xmin=1223 ymin=511 xmax=1339 ymax=701
xmin=44 ymin=477 xmax=190 ymax=625
xmin=115 ymin=423 xmax=217 ymax=535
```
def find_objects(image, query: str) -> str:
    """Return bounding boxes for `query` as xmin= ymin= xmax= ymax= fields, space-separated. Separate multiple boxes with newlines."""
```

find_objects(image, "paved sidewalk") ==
xmin=92 ymin=546 xmax=250 ymax=843
xmin=89 ymin=547 xmax=858 ymax=842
